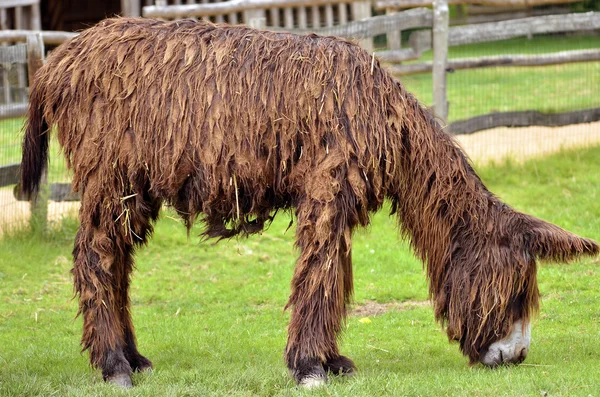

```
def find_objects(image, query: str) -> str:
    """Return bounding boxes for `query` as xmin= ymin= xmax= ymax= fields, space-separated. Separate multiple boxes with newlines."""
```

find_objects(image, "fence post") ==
xmin=244 ymin=9 xmax=266 ymax=29
xmin=386 ymin=8 xmax=402 ymax=50
xmin=121 ymin=0 xmax=141 ymax=17
xmin=351 ymin=1 xmax=373 ymax=52
xmin=26 ymin=32 xmax=48 ymax=232
xmin=432 ymin=0 xmax=449 ymax=122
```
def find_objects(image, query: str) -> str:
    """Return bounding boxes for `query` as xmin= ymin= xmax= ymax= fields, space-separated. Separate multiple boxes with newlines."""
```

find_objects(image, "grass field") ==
xmin=0 ymin=143 xmax=599 ymax=396
xmin=0 ymin=122 xmax=69 ymax=183
xmin=399 ymin=35 xmax=600 ymax=121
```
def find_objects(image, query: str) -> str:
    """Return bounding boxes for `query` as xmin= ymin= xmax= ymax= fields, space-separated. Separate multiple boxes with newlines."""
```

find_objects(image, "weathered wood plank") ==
xmin=289 ymin=8 xmax=432 ymax=38
xmin=0 ymin=163 xmax=19 ymax=188
xmin=121 ymin=0 xmax=141 ymax=17
xmin=270 ymin=8 xmax=280 ymax=26
xmin=448 ymin=107 xmax=600 ymax=135
xmin=375 ymin=0 xmax=580 ymax=10
xmin=325 ymin=4 xmax=334 ymax=27
xmin=13 ymin=183 xmax=79 ymax=202
xmin=386 ymin=9 xmax=402 ymax=51
xmin=0 ymin=30 xmax=77 ymax=45
xmin=376 ymin=48 xmax=421 ymax=62
xmin=338 ymin=2 xmax=347 ymax=24
xmin=450 ymin=7 xmax=570 ymax=25
xmin=350 ymin=1 xmax=373 ymax=52
xmin=284 ymin=7 xmax=294 ymax=28
xmin=29 ymin=0 xmax=40 ymax=30
xmin=0 ymin=43 xmax=26 ymax=63
xmin=244 ymin=9 xmax=266 ymax=28
xmin=26 ymin=32 xmax=47 ymax=231
xmin=388 ymin=49 xmax=600 ymax=75
xmin=0 ymin=0 xmax=39 ymax=8
xmin=13 ymin=16 xmax=28 ymax=103
xmin=410 ymin=12 xmax=600 ymax=51
xmin=0 ymin=102 xmax=27 ymax=119
xmin=48 ymin=183 xmax=79 ymax=202
xmin=298 ymin=7 xmax=307 ymax=29
xmin=143 ymin=0 xmax=362 ymax=19
xmin=432 ymin=0 xmax=449 ymax=121
xmin=311 ymin=5 xmax=320 ymax=28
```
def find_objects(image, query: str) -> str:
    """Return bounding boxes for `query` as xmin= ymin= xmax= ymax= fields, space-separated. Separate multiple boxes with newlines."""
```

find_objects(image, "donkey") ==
xmin=21 ymin=18 xmax=598 ymax=388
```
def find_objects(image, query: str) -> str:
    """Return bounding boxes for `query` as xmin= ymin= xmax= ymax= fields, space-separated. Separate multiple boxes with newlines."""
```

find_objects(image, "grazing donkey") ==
xmin=21 ymin=18 xmax=598 ymax=388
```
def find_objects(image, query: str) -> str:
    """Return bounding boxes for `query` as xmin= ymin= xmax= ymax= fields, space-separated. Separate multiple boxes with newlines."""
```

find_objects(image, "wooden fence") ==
xmin=0 ymin=0 xmax=41 ymax=108
xmin=375 ymin=0 xmax=582 ymax=8
xmin=143 ymin=0 xmax=377 ymax=50
xmin=389 ymin=9 xmax=600 ymax=134
xmin=0 ymin=32 xmax=48 ymax=230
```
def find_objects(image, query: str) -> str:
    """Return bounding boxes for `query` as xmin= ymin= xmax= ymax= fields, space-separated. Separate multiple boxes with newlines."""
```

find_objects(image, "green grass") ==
xmin=0 ymin=118 xmax=25 ymax=166
xmin=0 ymin=145 xmax=599 ymax=396
xmin=0 ymin=120 xmax=71 ymax=183
xmin=399 ymin=34 xmax=600 ymax=121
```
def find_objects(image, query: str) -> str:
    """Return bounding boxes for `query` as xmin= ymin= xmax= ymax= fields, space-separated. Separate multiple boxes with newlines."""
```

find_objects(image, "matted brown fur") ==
xmin=21 ymin=17 xmax=598 ymax=383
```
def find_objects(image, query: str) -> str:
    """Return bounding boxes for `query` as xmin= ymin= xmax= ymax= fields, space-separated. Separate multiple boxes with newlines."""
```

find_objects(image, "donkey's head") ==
xmin=434 ymin=204 xmax=598 ymax=367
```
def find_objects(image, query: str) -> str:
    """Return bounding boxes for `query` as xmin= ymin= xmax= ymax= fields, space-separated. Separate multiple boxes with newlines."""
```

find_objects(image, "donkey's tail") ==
xmin=20 ymin=87 xmax=50 ymax=199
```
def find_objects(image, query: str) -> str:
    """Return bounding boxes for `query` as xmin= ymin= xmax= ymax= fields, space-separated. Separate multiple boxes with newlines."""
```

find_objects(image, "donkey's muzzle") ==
xmin=479 ymin=319 xmax=531 ymax=367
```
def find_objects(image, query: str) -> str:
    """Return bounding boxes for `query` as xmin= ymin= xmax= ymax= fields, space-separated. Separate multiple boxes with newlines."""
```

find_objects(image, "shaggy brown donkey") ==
xmin=21 ymin=18 xmax=598 ymax=388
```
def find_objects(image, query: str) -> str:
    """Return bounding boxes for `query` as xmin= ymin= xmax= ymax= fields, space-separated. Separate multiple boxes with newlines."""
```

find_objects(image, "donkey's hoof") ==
xmin=106 ymin=373 xmax=133 ymax=388
xmin=292 ymin=361 xmax=327 ymax=388
xmin=137 ymin=365 xmax=153 ymax=373
xmin=131 ymin=355 xmax=153 ymax=373
xmin=299 ymin=375 xmax=327 ymax=389
xmin=323 ymin=355 xmax=356 ymax=376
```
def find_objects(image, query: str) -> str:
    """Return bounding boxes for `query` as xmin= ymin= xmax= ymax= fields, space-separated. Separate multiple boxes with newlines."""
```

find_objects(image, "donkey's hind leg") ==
xmin=285 ymin=197 xmax=357 ymax=387
xmin=119 ymin=194 xmax=162 ymax=373
xmin=73 ymin=184 xmax=159 ymax=387
xmin=322 ymin=243 xmax=356 ymax=377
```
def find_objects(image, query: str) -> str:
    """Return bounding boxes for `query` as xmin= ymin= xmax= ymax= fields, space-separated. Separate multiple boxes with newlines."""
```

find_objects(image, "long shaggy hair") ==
xmin=21 ymin=17 xmax=598 ymax=383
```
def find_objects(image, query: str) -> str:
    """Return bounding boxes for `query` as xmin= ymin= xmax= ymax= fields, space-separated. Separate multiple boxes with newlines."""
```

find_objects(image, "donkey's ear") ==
xmin=521 ymin=214 xmax=599 ymax=262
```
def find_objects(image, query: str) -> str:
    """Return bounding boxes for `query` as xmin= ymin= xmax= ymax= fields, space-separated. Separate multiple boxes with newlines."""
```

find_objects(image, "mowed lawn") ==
xmin=0 ymin=143 xmax=599 ymax=396
xmin=398 ymin=35 xmax=600 ymax=122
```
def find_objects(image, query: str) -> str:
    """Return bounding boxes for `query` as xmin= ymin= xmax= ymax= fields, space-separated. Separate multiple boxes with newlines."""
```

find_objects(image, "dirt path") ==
xmin=457 ymin=121 xmax=600 ymax=164
xmin=0 ymin=188 xmax=78 ymax=234
xmin=1 ymin=121 xmax=599 ymax=233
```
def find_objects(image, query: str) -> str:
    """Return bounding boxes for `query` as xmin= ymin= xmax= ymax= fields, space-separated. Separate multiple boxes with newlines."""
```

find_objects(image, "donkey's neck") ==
xmin=385 ymin=92 xmax=496 ymax=275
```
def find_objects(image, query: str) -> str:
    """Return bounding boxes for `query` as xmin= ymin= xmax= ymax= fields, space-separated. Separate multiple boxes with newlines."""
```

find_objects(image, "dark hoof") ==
xmin=106 ymin=373 xmax=133 ymax=388
xmin=290 ymin=358 xmax=328 ymax=388
xmin=299 ymin=375 xmax=327 ymax=389
xmin=323 ymin=355 xmax=356 ymax=376
xmin=131 ymin=355 xmax=153 ymax=373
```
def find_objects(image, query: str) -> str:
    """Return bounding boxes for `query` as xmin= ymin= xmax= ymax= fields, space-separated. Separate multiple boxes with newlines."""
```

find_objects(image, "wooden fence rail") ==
xmin=448 ymin=108 xmax=600 ymax=135
xmin=0 ymin=163 xmax=19 ymax=188
xmin=288 ymin=7 xmax=432 ymax=38
xmin=408 ymin=11 xmax=600 ymax=53
xmin=0 ymin=30 xmax=76 ymax=45
xmin=143 ymin=0 xmax=362 ymax=19
xmin=375 ymin=0 xmax=581 ymax=9
xmin=390 ymin=48 xmax=600 ymax=75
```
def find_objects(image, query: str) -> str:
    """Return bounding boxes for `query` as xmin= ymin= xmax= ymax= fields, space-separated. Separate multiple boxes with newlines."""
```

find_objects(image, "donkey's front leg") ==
xmin=285 ymin=198 xmax=356 ymax=387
